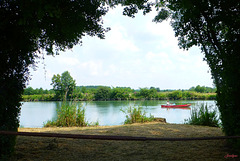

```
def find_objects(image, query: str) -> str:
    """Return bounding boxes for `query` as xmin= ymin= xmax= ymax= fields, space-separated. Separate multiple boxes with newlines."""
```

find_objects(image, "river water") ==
xmin=19 ymin=100 xmax=217 ymax=128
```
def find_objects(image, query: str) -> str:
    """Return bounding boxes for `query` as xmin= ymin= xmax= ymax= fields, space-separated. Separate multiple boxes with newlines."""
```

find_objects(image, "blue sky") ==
xmin=27 ymin=6 xmax=213 ymax=90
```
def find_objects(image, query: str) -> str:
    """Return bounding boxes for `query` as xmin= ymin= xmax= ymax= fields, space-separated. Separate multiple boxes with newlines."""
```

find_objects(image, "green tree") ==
xmin=149 ymin=88 xmax=158 ymax=99
xmin=119 ymin=0 xmax=240 ymax=150
xmin=43 ymin=89 xmax=49 ymax=94
xmin=150 ymin=87 xmax=160 ymax=92
xmin=51 ymin=74 xmax=62 ymax=99
xmin=139 ymin=88 xmax=150 ymax=99
xmin=153 ymin=0 xmax=240 ymax=150
xmin=111 ymin=87 xmax=130 ymax=100
xmin=38 ymin=88 xmax=44 ymax=95
xmin=51 ymin=71 xmax=76 ymax=101
xmin=23 ymin=87 xmax=34 ymax=95
xmin=95 ymin=86 xmax=111 ymax=101
xmin=81 ymin=86 xmax=87 ymax=94
xmin=139 ymin=87 xmax=157 ymax=99
xmin=189 ymin=86 xmax=216 ymax=93
xmin=168 ymin=90 xmax=183 ymax=100
xmin=61 ymin=71 xmax=76 ymax=100
xmin=72 ymin=86 xmax=82 ymax=100
xmin=0 ymin=1 xmax=108 ymax=157
xmin=195 ymin=85 xmax=205 ymax=93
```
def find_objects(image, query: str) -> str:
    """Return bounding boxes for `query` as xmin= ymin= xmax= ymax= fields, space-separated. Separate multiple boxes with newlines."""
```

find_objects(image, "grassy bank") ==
xmin=10 ymin=123 xmax=235 ymax=161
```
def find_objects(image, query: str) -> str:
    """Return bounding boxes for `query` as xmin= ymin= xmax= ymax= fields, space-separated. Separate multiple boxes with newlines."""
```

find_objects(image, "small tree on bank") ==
xmin=51 ymin=71 xmax=76 ymax=101
xmin=95 ymin=86 xmax=111 ymax=101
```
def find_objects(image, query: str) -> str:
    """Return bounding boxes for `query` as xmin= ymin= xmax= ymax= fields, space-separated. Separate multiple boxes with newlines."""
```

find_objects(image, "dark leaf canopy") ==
xmin=0 ymin=0 xmax=109 ymax=55
xmin=106 ymin=0 xmax=153 ymax=17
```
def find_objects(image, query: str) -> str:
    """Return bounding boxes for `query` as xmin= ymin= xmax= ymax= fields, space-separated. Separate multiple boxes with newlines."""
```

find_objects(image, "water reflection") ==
xmin=19 ymin=100 xmax=217 ymax=128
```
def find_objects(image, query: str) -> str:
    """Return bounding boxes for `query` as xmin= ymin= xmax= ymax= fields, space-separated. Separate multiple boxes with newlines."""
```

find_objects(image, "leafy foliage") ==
xmin=153 ymin=0 xmax=240 ymax=150
xmin=23 ymin=86 xmax=216 ymax=101
xmin=106 ymin=0 xmax=153 ymax=18
xmin=24 ymin=87 xmax=54 ymax=95
xmin=51 ymin=71 xmax=76 ymax=100
xmin=121 ymin=106 xmax=154 ymax=124
xmin=118 ymin=0 xmax=240 ymax=150
xmin=189 ymin=85 xmax=216 ymax=93
xmin=94 ymin=86 xmax=111 ymax=101
xmin=0 ymin=0 xmax=109 ymax=158
xmin=138 ymin=87 xmax=158 ymax=99
xmin=110 ymin=87 xmax=132 ymax=100
xmin=185 ymin=104 xmax=220 ymax=127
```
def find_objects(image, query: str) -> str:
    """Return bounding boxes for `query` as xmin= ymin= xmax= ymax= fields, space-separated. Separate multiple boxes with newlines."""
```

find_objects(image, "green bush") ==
xmin=168 ymin=90 xmax=183 ymax=100
xmin=22 ymin=94 xmax=55 ymax=101
xmin=207 ymin=94 xmax=216 ymax=100
xmin=156 ymin=92 xmax=168 ymax=100
xmin=185 ymin=104 xmax=220 ymax=127
xmin=121 ymin=106 xmax=154 ymax=124
xmin=44 ymin=102 xmax=88 ymax=127
xmin=94 ymin=86 xmax=111 ymax=101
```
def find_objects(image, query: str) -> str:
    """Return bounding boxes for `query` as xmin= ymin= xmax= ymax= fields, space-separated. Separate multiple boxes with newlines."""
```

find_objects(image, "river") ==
xmin=19 ymin=100 xmax=217 ymax=128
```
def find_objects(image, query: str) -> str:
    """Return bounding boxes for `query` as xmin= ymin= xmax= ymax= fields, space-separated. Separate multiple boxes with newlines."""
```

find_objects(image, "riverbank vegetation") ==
xmin=22 ymin=85 xmax=216 ymax=101
xmin=121 ymin=106 xmax=154 ymax=124
xmin=185 ymin=104 xmax=220 ymax=127
xmin=44 ymin=102 xmax=98 ymax=127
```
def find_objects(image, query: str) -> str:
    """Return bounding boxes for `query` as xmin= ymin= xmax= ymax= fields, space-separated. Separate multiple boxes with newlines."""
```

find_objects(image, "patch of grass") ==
xmin=121 ymin=106 xmax=154 ymax=124
xmin=185 ymin=103 xmax=220 ymax=127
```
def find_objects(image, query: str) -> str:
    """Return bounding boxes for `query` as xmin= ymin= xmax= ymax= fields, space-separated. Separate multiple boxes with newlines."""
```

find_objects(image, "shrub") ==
xmin=44 ymin=102 xmax=88 ymax=127
xmin=22 ymin=94 xmax=55 ymax=101
xmin=94 ymin=86 xmax=111 ymax=101
xmin=157 ymin=92 xmax=168 ymax=100
xmin=121 ymin=106 xmax=154 ymax=124
xmin=185 ymin=103 xmax=220 ymax=127
xmin=207 ymin=93 xmax=216 ymax=100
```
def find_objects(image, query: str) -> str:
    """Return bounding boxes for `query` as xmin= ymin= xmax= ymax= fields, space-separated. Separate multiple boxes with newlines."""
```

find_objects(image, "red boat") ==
xmin=161 ymin=104 xmax=191 ymax=109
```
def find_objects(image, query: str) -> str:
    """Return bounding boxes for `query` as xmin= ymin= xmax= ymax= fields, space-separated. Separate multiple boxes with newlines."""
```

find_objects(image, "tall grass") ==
xmin=44 ymin=102 xmax=97 ymax=127
xmin=121 ymin=106 xmax=154 ymax=124
xmin=185 ymin=103 xmax=220 ymax=127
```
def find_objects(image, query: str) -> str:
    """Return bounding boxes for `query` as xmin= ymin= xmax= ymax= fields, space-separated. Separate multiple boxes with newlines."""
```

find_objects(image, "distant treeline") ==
xmin=22 ymin=85 xmax=216 ymax=101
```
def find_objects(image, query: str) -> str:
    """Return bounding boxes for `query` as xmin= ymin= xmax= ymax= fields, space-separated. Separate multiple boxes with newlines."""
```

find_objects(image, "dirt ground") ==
xmin=9 ymin=122 xmax=237 ymax=161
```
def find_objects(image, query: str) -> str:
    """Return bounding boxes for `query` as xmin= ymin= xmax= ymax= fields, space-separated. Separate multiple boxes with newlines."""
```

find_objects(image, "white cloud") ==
xmin=27 ymin=6 xmax=213 ymax=90
xmin=78 ymin=60 xmax=103 ymax=76
xmin=145 ymin=52 xmax=175 ymax=71
xmin=106 ymin=24 xmax=140 ymax=53
xmin=56 ymin=56 xmax=80 ymax=66
xmin=146 ymin=52 xmax=169 ymax=61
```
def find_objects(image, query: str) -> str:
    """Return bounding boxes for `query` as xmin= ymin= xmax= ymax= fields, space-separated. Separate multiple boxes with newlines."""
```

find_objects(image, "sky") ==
xmin=27 ymin=6 xmax=213 ymax=90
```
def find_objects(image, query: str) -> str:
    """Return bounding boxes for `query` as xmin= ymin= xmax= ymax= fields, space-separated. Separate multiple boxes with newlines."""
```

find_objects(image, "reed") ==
xmin=44 ymin=102 xmax=88 ymax=127
xmin=121 ymin=106 xmax=154 ymax=124
xmin=185 ymin=103 xmax=220 ymax=127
